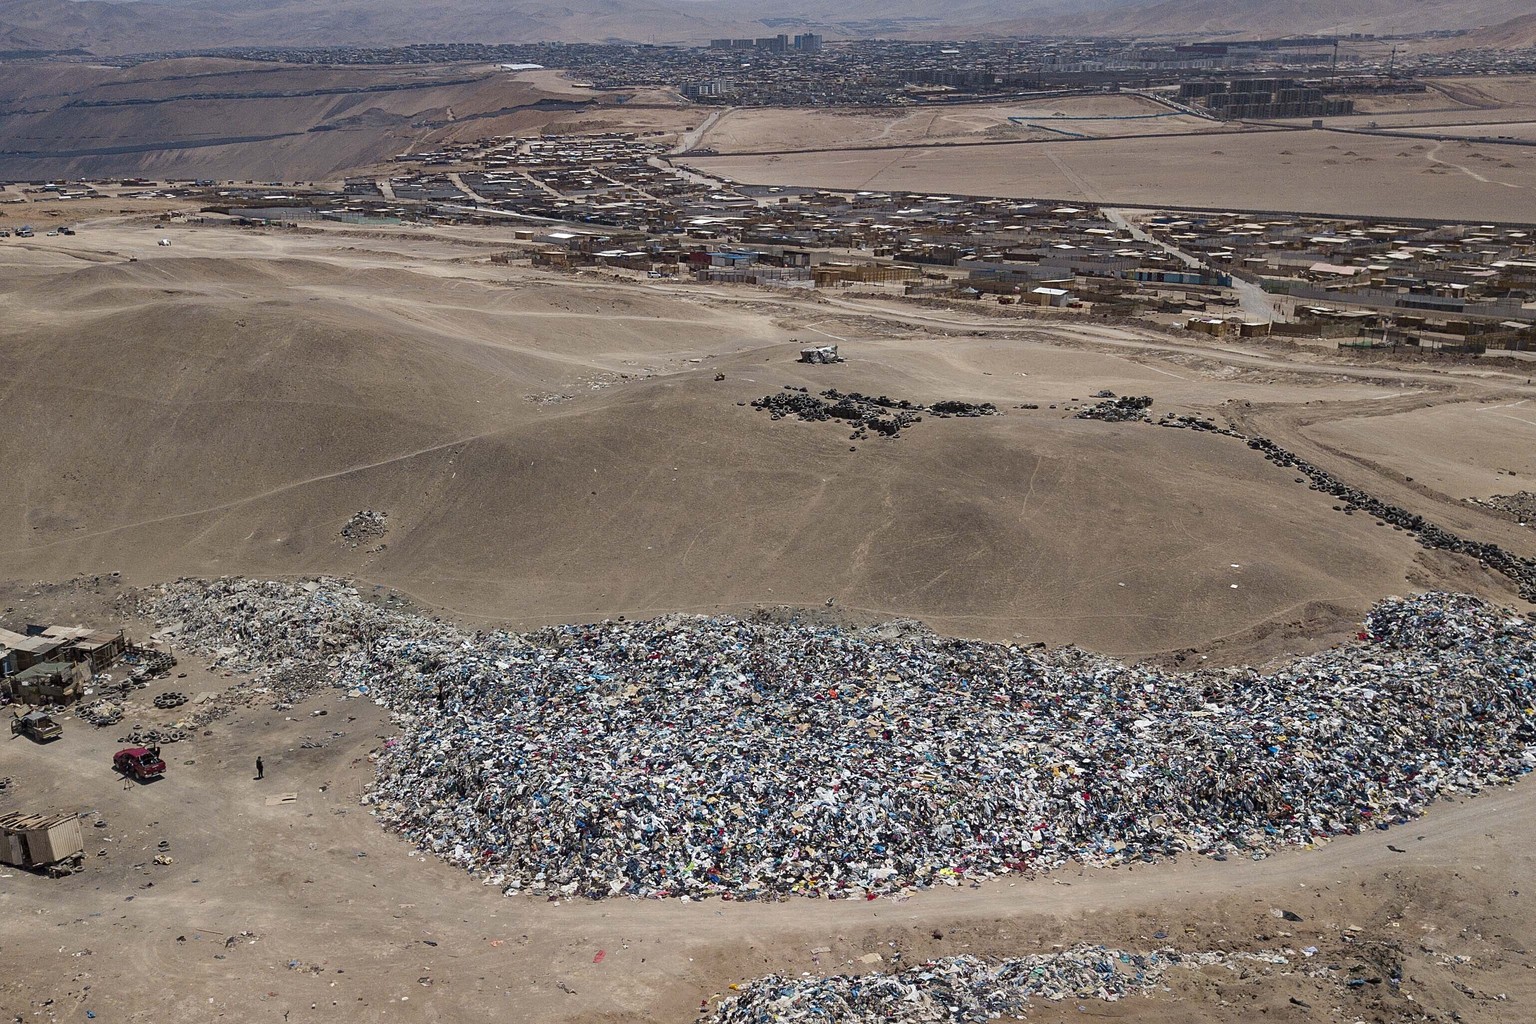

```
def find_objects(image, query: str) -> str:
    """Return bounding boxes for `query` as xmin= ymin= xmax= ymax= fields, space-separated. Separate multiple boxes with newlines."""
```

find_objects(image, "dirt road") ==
xmin=674 ymin=107 xmax=729 ymax=155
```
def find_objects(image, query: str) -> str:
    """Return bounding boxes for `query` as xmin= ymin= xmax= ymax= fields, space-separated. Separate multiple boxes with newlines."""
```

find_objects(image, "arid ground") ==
xmin=685 ymin=129 xmax=1536 ymax=221
xmin=0 ymin=61 xmax=694 ymax=181
xmin=2 ymin=200 xmax=1535 ymax=1024
xmin=687 ymin=95 xmax=1238 ymax=154
xmin=3 ymin=207 xmax=1533 ymax=655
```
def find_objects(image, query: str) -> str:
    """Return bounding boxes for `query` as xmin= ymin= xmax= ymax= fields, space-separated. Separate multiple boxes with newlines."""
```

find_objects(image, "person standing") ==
xmin=255 ymin=756 xmax=264 ymax=780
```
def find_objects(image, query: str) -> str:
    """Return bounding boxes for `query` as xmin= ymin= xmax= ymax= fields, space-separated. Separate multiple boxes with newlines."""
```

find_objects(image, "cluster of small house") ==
xmin=136 ymin=36 xmax=1531 ymax=108
xmin=1143 ymin=211 xmax=1536 ymax=347
xmin=43 ymin=120 xmax=1528 ymax=348
xmin=5 ymin=181 xmax=100 ymax=202
xmin=332 ymin=137 xmax=1226 ymax=311
xmin=204 ymin=140 xmax=1532 ymax=345
xmin=0 ymin=623 xmax=126 ymax=706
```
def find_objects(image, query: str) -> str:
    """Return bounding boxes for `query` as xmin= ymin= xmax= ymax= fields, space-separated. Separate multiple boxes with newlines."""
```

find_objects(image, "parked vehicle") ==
xmin=10 ymin=710 xmax=62 ymax=742
xmin=112 ymin=746 xmax=166 ymax=780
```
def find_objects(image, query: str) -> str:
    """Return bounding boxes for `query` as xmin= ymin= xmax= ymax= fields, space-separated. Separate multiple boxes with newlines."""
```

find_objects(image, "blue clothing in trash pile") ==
xmin=145 ymin=579 xmax=1536 ymax=901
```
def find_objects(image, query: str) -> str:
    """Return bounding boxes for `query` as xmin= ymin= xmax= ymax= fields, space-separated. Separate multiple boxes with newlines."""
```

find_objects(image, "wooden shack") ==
xmin=66 ymin=629 xmax=127 ymax=672
xmin=0 ymin=810 xmax=85 ymax=875
xmin=8 ymin=660 xmax=90 ymax=705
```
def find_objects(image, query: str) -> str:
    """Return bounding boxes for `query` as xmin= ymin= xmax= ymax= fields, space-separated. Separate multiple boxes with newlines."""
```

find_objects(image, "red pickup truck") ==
xmin=113 ymin=746 xmax=166 ymax=780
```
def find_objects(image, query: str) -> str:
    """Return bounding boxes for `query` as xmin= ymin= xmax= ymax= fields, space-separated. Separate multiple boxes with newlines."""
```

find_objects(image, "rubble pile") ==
xmin=700 ymin=946 xmax=1174 ymax=1023
xmin=751 ymin=387 xmax=996 ymax=439
xmin=341 ymin=509 xmax=389 ymax=547
xmin=928 ymin=400 xmax=999 ymax=418
xmin=142 ymin=579 xmax=1536 ymax=901
xmin=700 ymin=944 xmax=1342 ymax=1023
xmin=1075 ymin=393 xmax=1154 ymax=422
xmin=797 ymin=345 xmax=843 ymax=365
xmin=1468 ymin=491 xmax=1536 ymax=526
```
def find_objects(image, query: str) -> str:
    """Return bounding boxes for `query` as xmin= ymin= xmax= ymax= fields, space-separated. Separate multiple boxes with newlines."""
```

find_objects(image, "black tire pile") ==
xmin=751 ymin=387 xmax=995 ymax=440
xmin=1075 ymin=393 xmax=1155 ymax=422
xmin=1246 ymin=436 xmax=1536 ymax=602
xmin=119 ymin=725 xmax=187 ymax=745
xmin=76 ymin=701 xmax=124 ymax=727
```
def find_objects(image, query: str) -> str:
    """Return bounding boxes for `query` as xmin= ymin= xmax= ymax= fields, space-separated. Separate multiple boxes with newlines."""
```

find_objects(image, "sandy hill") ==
xmin=3 ymin=225 xmax=1524 ymax=661
xmin=3 ymin=0 xmax=1534 ymax=54
xmin=0 ymin=0 xmax=183 ymax=52
xmin=0 ymin=0 xmax=745 ymax=52
xmin=1447 ymin=11 xmax=1536 ymax=49
xmin=0 ymin=58 xmax=690 ymax=180
xmin=969 ymin=0 xmax=1534 ymax=38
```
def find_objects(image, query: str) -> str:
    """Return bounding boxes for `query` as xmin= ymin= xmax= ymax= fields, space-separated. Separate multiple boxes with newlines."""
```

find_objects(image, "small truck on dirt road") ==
xmin=112 ymin=746 xmax=166 ymax=780
xmin=10 ymin=710 xmax=62 ymax=742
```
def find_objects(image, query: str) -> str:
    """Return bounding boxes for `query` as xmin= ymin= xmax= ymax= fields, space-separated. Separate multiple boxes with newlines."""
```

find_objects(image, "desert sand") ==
xmin=0 ymin=60 xmax=695 ymax=181
xmin=3 ymin=212 xmax=1534 ymax=656
xmin=3 ymin=205 xmax=1536 ymax=1024
xmin=687 ymin=130 xmax=1536 ymax=221
xmin=690 ymin=96 xmax=1231 ymax=154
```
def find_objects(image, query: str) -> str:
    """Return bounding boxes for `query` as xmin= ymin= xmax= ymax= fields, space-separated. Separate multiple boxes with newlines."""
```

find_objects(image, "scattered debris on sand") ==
xmin=698 ymin=944 xmax=1332 ymax=1024
xmin=1468 ymin=491 xmax=1536 ymax=527
xmin=340 ymin=510 xmax=389 ymax=548
xmin=1244 ymin=436 xmax=1536 ymax=601
xmin=1068 ymin=393 xmax=1536 ymax=601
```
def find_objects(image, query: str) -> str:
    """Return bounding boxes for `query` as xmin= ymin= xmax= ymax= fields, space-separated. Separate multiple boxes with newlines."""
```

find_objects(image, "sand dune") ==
xmin=4 ymin=225 xmax=1530 ymax=661
xmin=0 ymin=58 xmax=691 ymax=180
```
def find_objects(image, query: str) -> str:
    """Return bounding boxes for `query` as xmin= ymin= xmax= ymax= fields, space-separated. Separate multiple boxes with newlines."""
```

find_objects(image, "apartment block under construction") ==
xmin=1178 ymin=78 xmax=1354 ymax=119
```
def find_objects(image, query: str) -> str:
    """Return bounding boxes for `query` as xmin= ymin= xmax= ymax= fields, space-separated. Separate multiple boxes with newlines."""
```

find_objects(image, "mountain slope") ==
xmin=1454 ymin=11 xmax=1536 ymax=49
xmin=0 ymin=58 xmax=688 ymax=180
xmin=965 ymin=0 xmax=1534 ymax=38
xmin=3 ymin=0 xmax=1535 ymax=55
xmin=0 ymin=0 xmax=747 ymax=52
